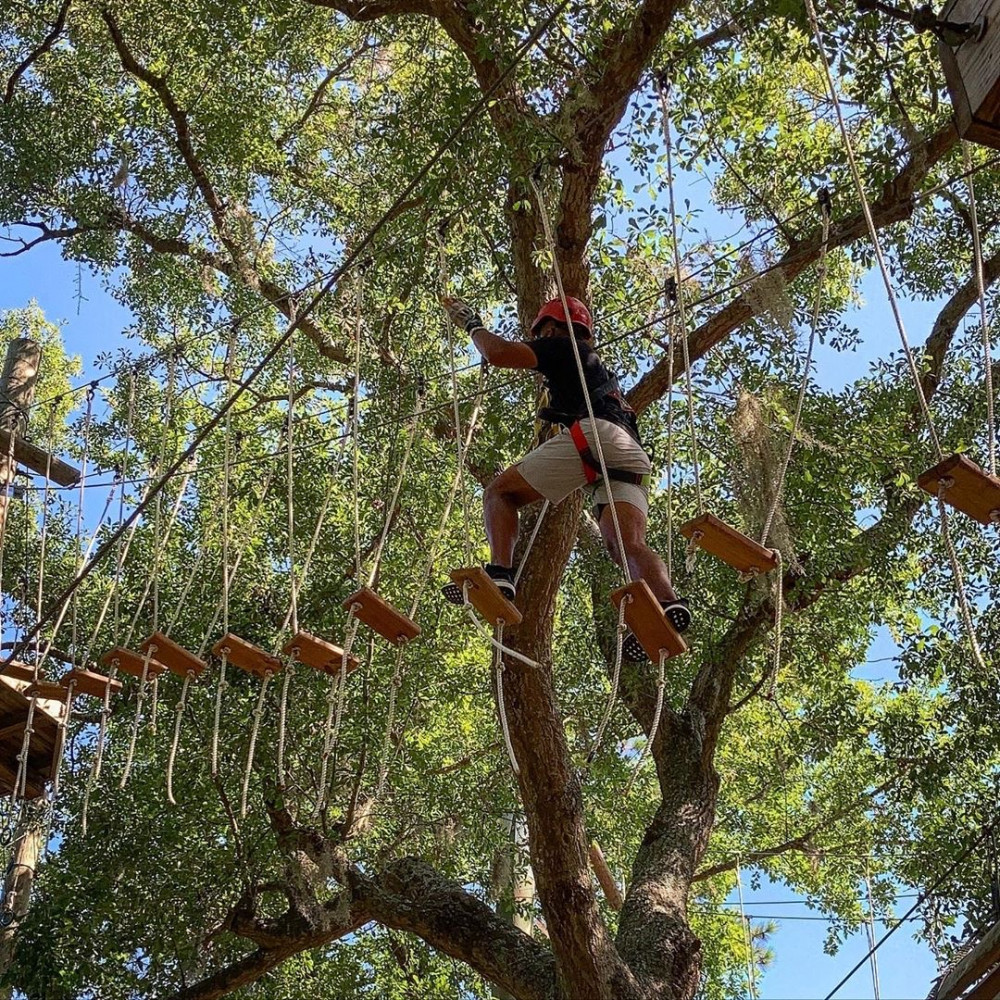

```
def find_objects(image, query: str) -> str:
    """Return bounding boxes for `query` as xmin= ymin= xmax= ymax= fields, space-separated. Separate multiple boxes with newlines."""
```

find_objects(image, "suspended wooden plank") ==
xmin=1 ymin=662 xmax=43 ymax=684
xmin=939 ymin=0 xmax=1000 ymax=150
xmin=64 ymin=668 xmax=122 ymax=700
xmin=211 ymin=633 xmax=282 ymax=679
xmin=25 ymin=681 xmax=69 ymax=702
xmin=589 ymin=842 xmax=623 ymax=911
xmin=610 ymin=580 xmax=687 ymax=661
xmin=100 ymin=646 xmax=167 ymax=680
xmin=680 ymin=512 xmax=779 ymax=576
xmin=282 ymin=630 xmax=360 ymax=676
xmin=141 ymin=631 xmax=207 ymax=678
xmin=0 ymin=427 xmax=81 ymax=487
xmin=448 ymin=567 xmax=522 ymax=627
xmin=343 ymin=586 xmax=420 ymax=645
xmin=919 ymin=453 xmax=1000 ymax=525
xmin=937 ymin=919 xmax=1000 ymax=999
xmin=0 ymin=673 xmax=66 ymax=799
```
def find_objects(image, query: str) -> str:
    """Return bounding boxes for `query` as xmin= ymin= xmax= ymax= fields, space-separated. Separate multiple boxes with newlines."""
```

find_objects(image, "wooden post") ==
xmin=0 ymin=339 xmax=43 ymax=996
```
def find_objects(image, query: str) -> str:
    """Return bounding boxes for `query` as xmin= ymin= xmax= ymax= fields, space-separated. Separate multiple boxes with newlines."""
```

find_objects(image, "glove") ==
xmin=441 ymin=296 xmax=485 ymax=334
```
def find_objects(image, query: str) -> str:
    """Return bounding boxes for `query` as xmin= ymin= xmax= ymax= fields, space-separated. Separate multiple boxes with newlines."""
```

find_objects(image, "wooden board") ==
xmin=448 ymin=567 xmax=522 ymax=627
xmin=100 ymin=646 xmax=167 ymax=680
xmin=282 ymin=630 xmax=360 ymax=676
xmin=0 ymin=427 xmax=81 ymax=487
xmin=919 ymin=453 xmax=1000 ymax=525
xmin=343 ymin=586 xmax=420 ymax=645
xmin=967 ymin=960 xmax=1000 ymax=999
xmin=211 ymin=633 xmax=282 ymax=679
xmin=0 ymin=673 xmax=66 ymax=799
xmin=938 ymin=918 xmax=1000 ymax=998
xmin=610 ymin=580 xmax=687 ymax=661
xmin=141 ymin=631 xmax=206 ymax=678
xmin=680 ymin=512 xmax=779 ymax=575
xmin=940 ymin=0 xmax=1000 ymax=149
xmin=1 ymin=662 xmax=43 ymax=684
xmin=25 ymin=681 xmax=69 ymax=702
xmin=64 ymin=668 xmax=122 ymax=700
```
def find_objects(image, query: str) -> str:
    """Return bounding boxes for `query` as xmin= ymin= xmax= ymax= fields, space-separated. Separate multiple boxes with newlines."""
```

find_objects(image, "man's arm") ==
xmin=442 ymin=297 xmax=538 ymax=369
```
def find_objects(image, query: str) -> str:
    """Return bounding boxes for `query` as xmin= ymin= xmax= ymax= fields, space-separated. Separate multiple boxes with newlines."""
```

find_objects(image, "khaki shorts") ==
xmin=516 ymin=418 xmax=651 ymax=516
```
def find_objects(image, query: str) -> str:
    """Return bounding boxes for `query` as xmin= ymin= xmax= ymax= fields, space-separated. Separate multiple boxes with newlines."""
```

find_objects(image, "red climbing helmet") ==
xmin=530 ymin=296 xmax=593 ymax=338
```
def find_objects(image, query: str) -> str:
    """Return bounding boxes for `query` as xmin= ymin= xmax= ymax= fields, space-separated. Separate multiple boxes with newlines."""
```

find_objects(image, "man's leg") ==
xmin=598 ymin=501 xmax=677 ymax=603
xmin=484 ymin=466 xmax=545 ymax=568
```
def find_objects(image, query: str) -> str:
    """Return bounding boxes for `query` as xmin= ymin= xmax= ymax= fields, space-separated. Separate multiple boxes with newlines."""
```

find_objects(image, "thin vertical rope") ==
xmin=627 ymin=648 xmax=667 ymax=793
xmin=34 ymin=403 xmax=57 ymax=661
xmin=864 ymin=865 xmax=881 ymax=1000
xmin=803 ymin=0 xmax=943 ymax=461
xmin=165 ymin=670 xmax=194 ymax=805
xmin=736 ymin=860 xmax=757 ymax=999
xmin=222 ymin=330 xmax=235 ymax=637
xmin=211 ymin=649 xmax=228 ymax=778
xmin=14 ymin=697 xmax=36 ymax=799
xmin=50 ymin=680 xmax=75 ymax=799
xmin=761 ymin=196 xmax=831 ymax=548
xmin=240 ymin=669 xmax=272 ymax=818
xmin=276 ymin=652 xmax=295 ymax=786
xmin=150 ymin=355 xmax=176 ymax=636
xmin=114 ymin=374 xmax=136 ymax=643
xmin=119 ymin=645 xmax=155 ymax=788
xmin=963 ymin=141 xmax=996 ymax=476
xmin=587 ymin=594 xmax=629 ymax=763
xmin=528 ymin=172 xmax=631 ymax=582
xmin=352 ymin=279 xmax=364 ymax=583
xmin=494 ymin=623 xmax=519 ymax=776
xmin=656 ymin=76 xmax=703 ymax=512
xmin=70 ymin=387 xmax=95 ymax=659
xmin=664 ymin=278 xmax=676 ymax=577
xmin=768 ymin=549 xmax=784 ymax=699
xmin=81 ymin=665 xmax=115 ymax=834
xmin=286 ymin=317 xmax=298 ymax=637
xmin=317 ymin=607 xmax=361 ymax=811
xmin=375 ymin=641 xmax=407 ymax=796
xmin=514 ymin=500 xmax=550 ymax=587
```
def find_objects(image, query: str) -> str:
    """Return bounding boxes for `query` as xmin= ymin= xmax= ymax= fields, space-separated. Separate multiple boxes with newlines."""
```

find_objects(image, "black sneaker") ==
xmin=621 ymin=598 xmax=691 ymax=662
xmin=441 ymin=565 xmax=516 ymax=606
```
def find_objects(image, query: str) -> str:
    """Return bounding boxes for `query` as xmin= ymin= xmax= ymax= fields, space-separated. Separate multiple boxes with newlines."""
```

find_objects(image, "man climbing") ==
xmin=441 ymin=294 xmax=690 ymax=659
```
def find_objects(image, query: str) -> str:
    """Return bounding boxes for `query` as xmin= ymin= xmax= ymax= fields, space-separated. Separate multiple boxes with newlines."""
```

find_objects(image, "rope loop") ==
xmin=494 ymin=624 xmax=519 ymax=776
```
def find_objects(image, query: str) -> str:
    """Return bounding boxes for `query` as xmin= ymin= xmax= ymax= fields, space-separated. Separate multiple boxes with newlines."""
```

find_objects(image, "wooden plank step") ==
xmin=141 ymin=631 xmax=207 ymax=678
xmin=63 ymin=668 xmax=122 ymax=700
xmin=1 ymin=662 xmax=43 ymax=684
xmin=0 ymin=427 xmax=81 ymax=486
xmin=938 ymin=918 xmax=1000 ymax=999
xmin=919 ymin=453 xmax=1000 ymax=525
xmin=25 ymin=681 xmax=69 ymax=702
xmin=282 ymin=630 xmax=360 ymax=676
xmin=212 ymin=633 xmax=282 ymax=679
xmin=680 ymin=512 xmax=778 ymax=575
xmin=448 ymin=567 xmax=522 ymax=627
xmin=100 ymin=646 xmax=167 ymax=680
xmin=343 ymin=586 xmax=420 ymax=645
xmin=610 ymin=580 xmax=687 ymax=661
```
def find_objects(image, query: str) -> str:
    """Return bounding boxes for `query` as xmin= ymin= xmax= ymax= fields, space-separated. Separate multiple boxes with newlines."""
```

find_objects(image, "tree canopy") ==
xmin=0 ymin=1 xmax=998 ymax=998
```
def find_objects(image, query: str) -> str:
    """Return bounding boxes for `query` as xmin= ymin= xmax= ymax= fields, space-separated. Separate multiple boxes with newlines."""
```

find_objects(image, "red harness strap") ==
xmin=569 ymin=420 xmax=600 ymax=483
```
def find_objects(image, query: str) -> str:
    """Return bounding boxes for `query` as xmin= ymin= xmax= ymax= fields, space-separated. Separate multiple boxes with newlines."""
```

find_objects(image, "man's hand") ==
xmin=441 ymin=296 xmax=486 ymax=334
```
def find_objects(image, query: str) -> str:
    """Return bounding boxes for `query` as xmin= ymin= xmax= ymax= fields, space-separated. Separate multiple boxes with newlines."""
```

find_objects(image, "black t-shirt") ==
xmin=527 ymin=335 xmax=641 ymax=443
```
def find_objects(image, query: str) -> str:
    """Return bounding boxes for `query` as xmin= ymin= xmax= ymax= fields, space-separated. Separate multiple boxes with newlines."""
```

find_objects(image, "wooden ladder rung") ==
xmin=449 ymin=567 xmax=522 ymax=627
xmin=100 ymin=646 xmax=167 ymax=680
xmin=282 ymin=630 xmax=360 ymax=676
xmin=63 ymin=668 xmax=122 ymax=700
xmin=343 ymin=586 xmax=420 ymax=645
xmin=25 ymin=681 xmax=70 ymax=702
xmin=680 ymin=512 xmax=778 ymax=575
xmin=2 ymin=662 xmax=43 ymax=684
xmin=919 ymin=453 xmax=1000 ymax=525
xmin=141 ymin=631 xmax=207 ymax=678
xmin=212 ymin=633 xmax=282 ymax=679
xmin=610 ymin=580 xmax=687 ymax=661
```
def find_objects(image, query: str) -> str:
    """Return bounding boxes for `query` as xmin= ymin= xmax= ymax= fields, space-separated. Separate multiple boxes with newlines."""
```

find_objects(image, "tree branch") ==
xmin=0 ymin=221 xmax=84 ymax=257
xmin=3 ymin=0 xmax=72 ymax=104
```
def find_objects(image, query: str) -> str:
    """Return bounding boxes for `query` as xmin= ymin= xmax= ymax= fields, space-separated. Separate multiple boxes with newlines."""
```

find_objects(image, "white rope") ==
xmin=462 ymin=582 xmax=540 ymax=668
xmin=50 ymin=681 xmax=75 ymax=800
xmin=963 ymin=141 xmax=996 ymax=477
xmin=286 ymin=313 xmax=299 ymax=636
xmin=119 ymin=645 xmax=155 ymax=788
xmin=664 ymin=278 xmax=677 ymax=578
xmin=165 ymin=670 xmax=194 ymax=805
xmin=113 ymin=373 xmax=137 ymax=643
xmin=627 ymin=648 xmax=667 ymax=793
xmin=70 ymin=387 xmax=95 ymax=659
xmin=657 ymin=77 xmax=703 ymax=512
xmin=528 ymin=172 xmax=632 ymax=583
xmin=240 ymin=669 xmax=272 ymax=818
xmin=276 ymin=652 xmax=295 ymax=786
xmin=937 ymin=480 xmax=990 ymax=673
xmin=803 ymin=0 xmax=943 ymax=461
xmin=588 ymin=593 xmax=629 ymax=764
xmin=210 ymin=650 xmax=228 ymax=778
xmin=14 ymin=698 xmax=36 ymax=800
xmin=148 ymin=674 xmax=159 ymax=735
xmin=352 ymin=279 xmax=364 ymax=582
xmin=375 ymin=641 xmax=407 ymax=796
xmin=82 ymin=663 xmax=116 ymax=834
xmin=768 ymin=549 xmax=784 ymax=700
xmin=736 ymin=860 xmax=758 ymax=999
xmin=33 ymin=406 xmax=56 ymax=662
xmin=494 ymin=623 xmax=519 ymax=776
xmin=514 ymin=500 xmax=550 ymax=587
xmin=317 ymin=607 xmax=362 ymax=811
xmin=761 ymin=201 xmax=831 ymax=548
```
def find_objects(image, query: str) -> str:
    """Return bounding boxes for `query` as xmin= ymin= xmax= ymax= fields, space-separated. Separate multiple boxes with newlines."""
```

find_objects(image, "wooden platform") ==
xmin=141 ymin=631 xmax=207 ymax=677
xmin=63 ymin=668 xmax=122 ymax=700
xmin=939 ymin=0 xmax=1000 ymax=150
xmin=919 ymin=453 xmax=1000 ymax=525
xmin=449 ymin=567 xmax=522 ymax=627
xmin=100 ymin=646 xmax=167 ymax=680
xmin=282 ymin=630 xmax=360 ymax=675
xmin=937 ymin=918 xmax=1000 ymax=999
xmin=343 ymin=586 xmax=420 ymax=645
xmin=0 ymin=672 xmax=66 ymax=799
xmin=0 ymin=427 xmax=80 ymax=487
xmin=211 ymin=633 xmax=282 ymax=679
xmin=610 ymin=580 xmax=687 ymax=661
xmin=680 ymin=512 xmax=779 ymax=575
